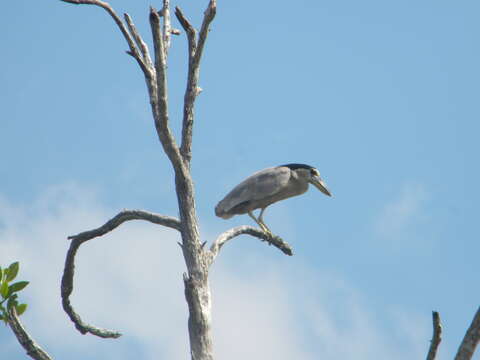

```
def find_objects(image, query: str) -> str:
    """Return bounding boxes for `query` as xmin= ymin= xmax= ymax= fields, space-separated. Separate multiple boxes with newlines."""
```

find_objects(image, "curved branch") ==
xmin=60 ymin=0 xmax=149 ymax=75
xmin=455 ymin=306 xmax=480 ymax=360
xmin=68 ymin=209 xmax=181 ymax=241
xmin=61 ymin=238 xmax=122 ymax=338
xmin=426 ymin=311 xmax=442 ymax=360
xmin=62 ymin=209 xmax=180 ymax=338
xmin=208 ymin=225 xmax=293 ymax=265
xmin=7 ymin=307 xmax=52 ymax=360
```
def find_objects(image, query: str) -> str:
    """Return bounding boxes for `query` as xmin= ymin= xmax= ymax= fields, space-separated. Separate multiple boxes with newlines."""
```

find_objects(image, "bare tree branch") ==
xmin=195 ymin=0 xmax=217 ymax=69
xmin=61 ymin=209 xmax=180 ymax=338
xmin=61 ymin=237 xmax=122 ymax=338
xmin=208 ymin=225 xmax=293 ymax=265
xmin=124 ymin=13 xmax=153 ymax=69
xmin=161 ymin=0 xmax=173 ymax=54
xmin=60 ymin=0 xmax=149 ymax=75
xmin=148 ymin=7 xmax=185 ymax=170
xmin=426 ymin=311 xmax=442 ymax=360
xmin=149 ymin=7 xmax=167 ymax=75
xmin=177 ymin=0 xmax=217 ymax=164
xmin=56 ymin=2 xmax=240 ymax=359
xmin=174 ymin=7 xmax=197 ymax=61
xmin=455 ymin=306 xmax=480 ymax=360
xmin=68 ymin=209 xmax=181 ymax=241
xmin=7 ymin=307 xmax=52 ymax=360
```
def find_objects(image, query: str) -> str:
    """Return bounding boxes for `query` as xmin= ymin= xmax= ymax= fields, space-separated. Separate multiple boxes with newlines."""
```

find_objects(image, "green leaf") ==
xmin=0 ymin=281 xmax=8 ymax=298
xmin=0 ymin=267 xmax=3 ymax=281
xmin=15 ymin=303 xmax=27 ymax=316
xmin=6 ymin=262 xmax=19 ymax=282
xmin=8 ymin=281 xmax=29 ymax=295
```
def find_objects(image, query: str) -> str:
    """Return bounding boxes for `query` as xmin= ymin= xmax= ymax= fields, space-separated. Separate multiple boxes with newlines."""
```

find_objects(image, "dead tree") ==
xmin=4 ymin=2 xmax=480 ymax=360
xmin=54 ymin=1 xmax=292 ymax=359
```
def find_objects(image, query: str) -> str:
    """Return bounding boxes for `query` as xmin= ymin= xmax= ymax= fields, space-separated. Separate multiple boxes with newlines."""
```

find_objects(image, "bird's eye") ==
xmin=311 ymin=169 xmax=319 ymax=177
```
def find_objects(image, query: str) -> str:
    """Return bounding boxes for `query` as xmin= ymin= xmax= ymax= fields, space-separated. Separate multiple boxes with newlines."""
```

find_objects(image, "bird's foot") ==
xmin=260 ymin=228 xmax=275 ymax=244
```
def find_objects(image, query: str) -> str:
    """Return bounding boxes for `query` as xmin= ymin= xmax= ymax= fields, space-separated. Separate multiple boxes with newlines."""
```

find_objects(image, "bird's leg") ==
xmin=248 ymin=211 xmax=263 ymax=229
xmin=258 ymin=208 xmax=273 ymax=236
xmin=248 ymin=211 xmax=272 ymax=237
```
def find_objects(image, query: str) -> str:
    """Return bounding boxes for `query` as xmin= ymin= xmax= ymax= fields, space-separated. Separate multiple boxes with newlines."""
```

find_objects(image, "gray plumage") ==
xmin=215 ymin=164 xmax=331 ymax=234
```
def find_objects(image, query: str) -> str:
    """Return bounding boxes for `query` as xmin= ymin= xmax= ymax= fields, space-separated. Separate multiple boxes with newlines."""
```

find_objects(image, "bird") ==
xmin=215 ymin=163 xmax=331 ymax=235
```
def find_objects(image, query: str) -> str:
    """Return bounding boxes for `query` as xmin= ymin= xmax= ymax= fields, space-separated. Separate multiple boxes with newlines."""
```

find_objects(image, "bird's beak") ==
xmin=310 ymin=177 xmax=332 ymax=197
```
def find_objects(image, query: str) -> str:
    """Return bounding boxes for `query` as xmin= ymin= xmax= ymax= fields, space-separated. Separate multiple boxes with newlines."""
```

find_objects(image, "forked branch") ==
xmin=61 ymin=210 xmax=180 ymax=337
xmin=7 ymin=307 xmax=52 ymax=360
xmin=208 ymin=225 xmax=293 ymax=265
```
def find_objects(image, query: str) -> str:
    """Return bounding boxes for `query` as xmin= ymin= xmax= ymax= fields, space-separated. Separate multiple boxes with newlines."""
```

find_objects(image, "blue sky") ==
xmin=2 ymin=0 xmax=480 ymax=359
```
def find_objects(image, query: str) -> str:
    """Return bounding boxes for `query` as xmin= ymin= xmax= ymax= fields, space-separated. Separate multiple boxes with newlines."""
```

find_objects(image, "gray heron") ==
xmin=215 ymin=163 xmax=331 ymax=235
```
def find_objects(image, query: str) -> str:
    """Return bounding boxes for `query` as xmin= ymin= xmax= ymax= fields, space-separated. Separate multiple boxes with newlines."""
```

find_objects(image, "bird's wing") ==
xmin=218 ymin=166 xmax=291 ymax=212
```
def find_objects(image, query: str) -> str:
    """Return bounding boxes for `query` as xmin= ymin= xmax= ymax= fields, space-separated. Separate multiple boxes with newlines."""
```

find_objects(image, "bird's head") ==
xmin=284 ymin=163 xmax=332 ymax=197
xmin=307 ymin=167 xmax=332 ymax=197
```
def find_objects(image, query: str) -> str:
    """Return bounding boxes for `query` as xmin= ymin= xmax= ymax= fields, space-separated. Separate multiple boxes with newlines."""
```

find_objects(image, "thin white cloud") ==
xmin=374 ymin=183 xmax=429 ymax=245
xmin=1 ymin=183 xmax=432 ymax=360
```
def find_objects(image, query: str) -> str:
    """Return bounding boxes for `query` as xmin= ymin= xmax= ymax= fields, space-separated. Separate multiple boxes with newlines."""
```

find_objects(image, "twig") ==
xmin=61 ymin=209 xmax=180 ymax=338
xmin=177 ymin=0 xmax=217 ymax=164
xmin=455 ymin=306 xmax=480 ymax=360
xmin=208 ymin=225 xmax=293 ymax=265
xmin=426 ymin=311 xmax=442 ymax=360
xmin=60 ymin=0 xmax=149 ymax=75
xmin=7 ymin=307 xmax=52 ymax=360
xmin=124 ymin=13 xmax=153 ymax=70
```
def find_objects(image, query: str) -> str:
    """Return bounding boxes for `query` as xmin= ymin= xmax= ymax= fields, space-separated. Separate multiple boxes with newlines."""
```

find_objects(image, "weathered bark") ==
xmin=208 ymin=225 xmax=293 ymax=266
xmin=58 ymin=1 xmax=219 ymax=358
xmin=455 ymin=306 xmax=480 ymax=360
xmin=426 ymin=311 xmax=442 ymax=360
xmin=7 ymin=307 xmax=52 ymax=360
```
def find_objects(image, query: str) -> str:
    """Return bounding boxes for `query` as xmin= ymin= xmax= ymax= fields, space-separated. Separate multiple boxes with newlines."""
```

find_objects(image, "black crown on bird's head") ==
xmin=280 ymin=163 xmax=320 ymax=177
xmin=280 ymin=163 xmax=315 ymax=171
